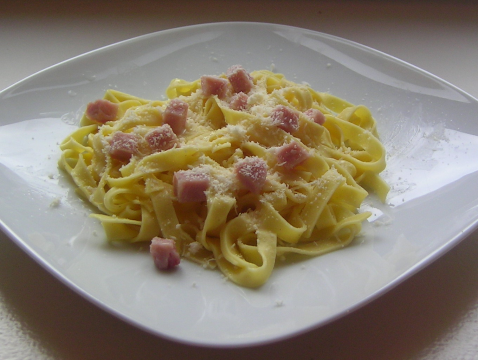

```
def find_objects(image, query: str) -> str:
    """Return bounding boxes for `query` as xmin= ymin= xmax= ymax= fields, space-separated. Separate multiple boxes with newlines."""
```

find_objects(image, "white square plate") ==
xmin=1 ymin=22 xmax=478 ymax=347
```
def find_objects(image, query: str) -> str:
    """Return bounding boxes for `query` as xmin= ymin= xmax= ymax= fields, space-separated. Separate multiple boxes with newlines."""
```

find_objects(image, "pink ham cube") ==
xmin=304 ymin=108 xmax=325 ymax=125
xmin=145 ymin=124 xmax=178 ymax=153
xmin=163 ymin=99 xmax=188 ymax=135
xmin=235 ymin=156 xmax=268 ymax=194
xmin=150 ymin=237 xmax=181 ymax=270
xmin=226 ymin=65 xmax=253 ymax=94
xmin=271 ymin=105 xmax=299 ymax=133
xmin=276 ymin=141 xmax=310 ymax=169
xmin=86 ymin=99 xmax=119 ymax=124
xmin=229 ymin=92 xmax=249 ymax=111
xmin=200 ymin=75 xmax=229 ymax=98
xmin=173 ymin=169 xmax=210 ymax=202
xmin=108 ymin=132 xmax=139 ymax=162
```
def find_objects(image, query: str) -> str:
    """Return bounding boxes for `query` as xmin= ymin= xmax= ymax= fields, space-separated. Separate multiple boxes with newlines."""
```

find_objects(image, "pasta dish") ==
xmin=58 ymin=66 xmax=388 ymax=287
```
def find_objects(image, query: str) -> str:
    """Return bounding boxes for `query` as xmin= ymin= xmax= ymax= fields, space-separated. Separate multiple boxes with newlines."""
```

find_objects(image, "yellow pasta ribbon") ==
xmin=58 ymin=68 xmax=389 ymax=288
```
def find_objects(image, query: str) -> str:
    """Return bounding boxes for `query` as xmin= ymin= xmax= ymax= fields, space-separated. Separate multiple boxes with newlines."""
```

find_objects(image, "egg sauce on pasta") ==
xmin=58 ymin=68 xmax=389 ymax=288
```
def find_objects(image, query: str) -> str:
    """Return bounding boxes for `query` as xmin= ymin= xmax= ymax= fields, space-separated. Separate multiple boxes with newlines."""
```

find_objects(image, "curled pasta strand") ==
xmin=166 ymin=78 xmax=201 ymax=98
xmin=91 ymin=205 xmax=160 ymax=242
xmin=199 ymin=195 xmax=236 ymax=251
xmin=211 ymin=216 xmax=277 ymax=287
xmin=323 ymin=116 xmax=386 ymax=173
xmin=259 ymin=202 xmax=307 ymax=244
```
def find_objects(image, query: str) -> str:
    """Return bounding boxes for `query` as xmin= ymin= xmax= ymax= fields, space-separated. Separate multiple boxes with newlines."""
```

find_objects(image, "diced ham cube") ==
xmin=163 ymin=99 xmax=188 ymax=135
xmin=173 ymin=170 xmax=210 ymax=202
xmin=226 ymin=65 xmax=253 ymax=93
xmin=150 ymin=237 xmax=181 ymax=270
xmin=108 ymin=132 xmax=139 ymax=162
xmin=86 ymin=99 xmax=119 ymax=124
xmin=304 ymin=108 xmax=325 ymax=125
xmin=145 ymin=124 xmax=178 ymax=153
xmin=271 ymin=105 xmax=299 ymax=133
xmin=229 ymin=92 xmax=248 ymax=111
xmin=276 ymin=141 xmax=310 ymax=169
xmin=235 ymin=157 xmax=268 ymax=194
xmin=201 ymin=75 xmax=229 ymax=99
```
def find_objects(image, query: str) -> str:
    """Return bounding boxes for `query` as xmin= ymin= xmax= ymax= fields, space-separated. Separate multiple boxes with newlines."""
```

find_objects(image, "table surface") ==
xmin=1 ymin=1 xmax=478 ymax=359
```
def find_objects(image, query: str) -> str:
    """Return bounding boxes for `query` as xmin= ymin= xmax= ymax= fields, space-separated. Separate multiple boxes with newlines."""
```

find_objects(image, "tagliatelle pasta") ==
xmin=58 ymin=66 xmax=389 ymax=288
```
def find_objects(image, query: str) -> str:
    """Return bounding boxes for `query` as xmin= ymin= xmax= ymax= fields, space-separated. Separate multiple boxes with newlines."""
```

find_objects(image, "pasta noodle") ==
xmin=58 ymin=66 xmax=389 ymax=287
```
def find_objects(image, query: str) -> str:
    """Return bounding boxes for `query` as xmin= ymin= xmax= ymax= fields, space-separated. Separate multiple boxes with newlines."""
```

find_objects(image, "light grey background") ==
xmin=1 ymin=1 xmax=478 ymax=359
